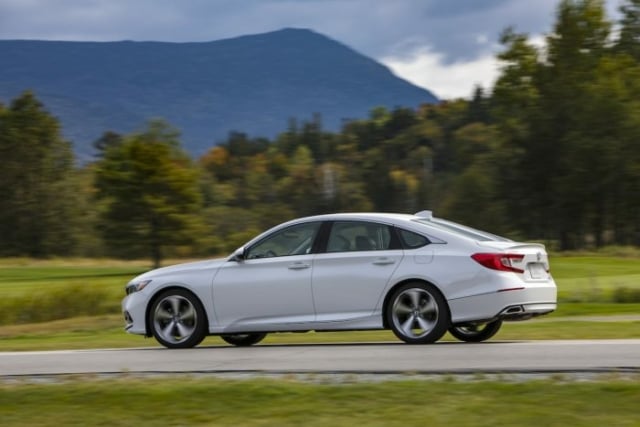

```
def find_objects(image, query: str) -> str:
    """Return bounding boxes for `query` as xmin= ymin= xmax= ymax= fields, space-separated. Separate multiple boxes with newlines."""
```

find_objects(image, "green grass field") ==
xmin=1 ymin=377 xmax=639 ymax=426
xmin=0 ymin=260 xmax=147 ymax=325
xmin=2 ymin=254 xmax=639 ymax=299
xmin=551 ymin=256 xmax=640 ymax=301
xmin=0 ymin=261 xmax=146 ymax=299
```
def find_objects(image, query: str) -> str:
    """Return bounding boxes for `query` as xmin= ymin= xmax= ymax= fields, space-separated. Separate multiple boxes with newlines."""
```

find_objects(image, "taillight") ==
xmin=471 ymin=253 xmax=525 ymax=273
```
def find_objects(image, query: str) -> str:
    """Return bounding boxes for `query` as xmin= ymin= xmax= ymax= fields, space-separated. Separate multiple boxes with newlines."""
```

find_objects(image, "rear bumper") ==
xmin=496 ymin=302 xmax=557 ymax=321
xmin=448 ymin=284 xmax=557 ymax=324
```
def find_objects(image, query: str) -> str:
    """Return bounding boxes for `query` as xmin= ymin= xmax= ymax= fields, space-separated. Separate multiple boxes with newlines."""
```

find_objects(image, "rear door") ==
xmin=311 ymin=220 xmax=404 ymax=322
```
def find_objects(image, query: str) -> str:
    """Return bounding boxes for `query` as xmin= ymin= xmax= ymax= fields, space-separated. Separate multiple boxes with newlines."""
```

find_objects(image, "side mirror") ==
xmin=231 ymin=247 xmax=246 ymax=262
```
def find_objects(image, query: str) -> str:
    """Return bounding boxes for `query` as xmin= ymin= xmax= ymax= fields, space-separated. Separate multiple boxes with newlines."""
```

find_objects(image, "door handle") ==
xmin=288 ymin=262 xmax=310 ymax=270
xmin=373 ymin=258 xmax=395 ymax=265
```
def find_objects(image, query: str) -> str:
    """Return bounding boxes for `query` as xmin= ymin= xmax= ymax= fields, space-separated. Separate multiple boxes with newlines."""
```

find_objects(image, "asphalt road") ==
xmin=1 ymin=339 xmax=639 ymax=376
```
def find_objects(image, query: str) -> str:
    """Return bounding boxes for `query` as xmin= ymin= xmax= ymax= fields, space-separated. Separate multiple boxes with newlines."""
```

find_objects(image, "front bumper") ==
xmin=121 ymin=292 xmax=148 ymax=335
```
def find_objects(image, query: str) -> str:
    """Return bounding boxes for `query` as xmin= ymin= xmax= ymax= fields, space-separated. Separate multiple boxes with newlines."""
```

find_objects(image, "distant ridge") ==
xmin=0 ymin=28 xmax=438 ymax=158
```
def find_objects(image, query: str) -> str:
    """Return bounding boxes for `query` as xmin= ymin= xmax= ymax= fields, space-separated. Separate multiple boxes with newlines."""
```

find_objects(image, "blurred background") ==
xmin=1 ymin=4 xmax=639 ymax=423
xmin=0 ymin=0 xmax=639 ymax=268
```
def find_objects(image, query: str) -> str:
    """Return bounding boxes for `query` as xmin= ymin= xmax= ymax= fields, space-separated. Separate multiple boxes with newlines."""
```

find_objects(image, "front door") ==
xmin=212 ymin=221 xmax=321 ymax=331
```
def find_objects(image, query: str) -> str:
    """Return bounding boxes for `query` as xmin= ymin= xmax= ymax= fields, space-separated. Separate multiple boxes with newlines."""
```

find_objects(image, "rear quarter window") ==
xmin=397 ymin=228 xmax=430 ymax=249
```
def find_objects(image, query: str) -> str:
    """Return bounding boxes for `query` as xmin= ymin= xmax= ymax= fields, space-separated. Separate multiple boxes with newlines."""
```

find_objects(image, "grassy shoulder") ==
xmin=1 ymin=309 xmax=639 ymax=352
xmin=2 ymin=377 xmax=639 ymax=426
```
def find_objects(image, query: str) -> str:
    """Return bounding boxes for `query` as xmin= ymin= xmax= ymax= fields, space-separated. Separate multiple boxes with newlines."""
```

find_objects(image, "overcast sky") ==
xmin=0 ymin=0 xmax=624 ymax=99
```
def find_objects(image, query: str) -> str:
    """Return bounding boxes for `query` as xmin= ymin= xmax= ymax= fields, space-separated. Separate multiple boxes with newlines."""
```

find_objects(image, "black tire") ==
xmin=448 ymin=320 xmax=503 ymax=343
xmin=149 ymin=288 xmax=207 ymax=349
xmin=220 ymin=333 xmax=267 ymax=347
xmin=386 ymin=282 xmax=450 ymax=344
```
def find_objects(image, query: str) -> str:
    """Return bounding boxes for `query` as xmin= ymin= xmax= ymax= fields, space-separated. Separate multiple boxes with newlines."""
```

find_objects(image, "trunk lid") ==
xmin=476 ymin=241 xmax=551 ymax=281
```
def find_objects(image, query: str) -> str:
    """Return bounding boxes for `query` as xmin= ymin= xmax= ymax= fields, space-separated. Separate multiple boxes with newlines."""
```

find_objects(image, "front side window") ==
xmin=326 ymin=221 xmax=394 ymax=252
xmin=247 ymin=222 xmax=321 ymax=259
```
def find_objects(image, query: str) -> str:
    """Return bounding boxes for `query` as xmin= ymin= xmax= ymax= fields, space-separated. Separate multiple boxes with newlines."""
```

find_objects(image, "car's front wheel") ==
xmin=220 ymin=333 xmax=267 ymax=347
xmin=448 ymin=320 xmax=503 ymax=342
xmin=149 ymin=289 xmax=207 ymax=349
xmin=386 ymin=282 xmax=449 ymax=344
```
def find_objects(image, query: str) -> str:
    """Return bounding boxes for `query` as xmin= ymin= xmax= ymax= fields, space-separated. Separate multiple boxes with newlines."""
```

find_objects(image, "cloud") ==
xmin=382 ymin=48 xmax=500 ymax=100
xmin=0 ymin=0 xmax=562 ymax=60
xmin=0 ymin=0 xmax=623 ymax=99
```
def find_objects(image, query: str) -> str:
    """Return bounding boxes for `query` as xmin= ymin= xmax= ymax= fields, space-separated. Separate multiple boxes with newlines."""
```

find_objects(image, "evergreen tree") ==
xmin=95 ymin=120 xmax=202 ymax=267
xmin=617 ymin=0 xmax=640 ymax=60
xmin=0 ymin=91 xmax=77 ymax=256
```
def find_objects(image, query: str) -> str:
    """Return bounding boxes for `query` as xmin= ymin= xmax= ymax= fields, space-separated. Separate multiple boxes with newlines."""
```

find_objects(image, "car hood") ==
xmin=132 ymin=257 xmax=229 ymax=282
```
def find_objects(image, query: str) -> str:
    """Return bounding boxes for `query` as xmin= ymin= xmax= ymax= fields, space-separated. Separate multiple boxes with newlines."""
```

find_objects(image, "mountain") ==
xmin=0 ymin=28 xmax=438 ymax=158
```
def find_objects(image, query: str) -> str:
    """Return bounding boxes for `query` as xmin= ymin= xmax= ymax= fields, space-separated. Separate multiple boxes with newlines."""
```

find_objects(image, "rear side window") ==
xmin=326 ymin=221 xmax=396 ymax=252
xmin=397 ymin=228 xmax=430 ymax=249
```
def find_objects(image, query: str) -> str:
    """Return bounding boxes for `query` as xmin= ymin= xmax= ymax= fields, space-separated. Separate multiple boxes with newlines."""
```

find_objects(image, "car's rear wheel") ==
xmin=448 ymin=320 xmax=503 ymax=342
xmin=149 ymin=289 xmax=207 ymax=349
xmin=220 ymin=333 xmax=267 ymax=347
xmin=386 ymin=282 xmax=449 ymax=344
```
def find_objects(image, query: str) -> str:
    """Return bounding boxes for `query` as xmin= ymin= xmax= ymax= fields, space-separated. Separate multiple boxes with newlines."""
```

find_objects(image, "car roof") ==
xmin=287 ymin=212 xmax=505 ymax=244
xmin=293 ymin=212 xmax=418 ymax=224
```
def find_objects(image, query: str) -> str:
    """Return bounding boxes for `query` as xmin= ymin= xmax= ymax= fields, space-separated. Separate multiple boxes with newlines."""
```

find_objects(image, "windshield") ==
xmin=414 ymin=218 xmax=512 ymax=242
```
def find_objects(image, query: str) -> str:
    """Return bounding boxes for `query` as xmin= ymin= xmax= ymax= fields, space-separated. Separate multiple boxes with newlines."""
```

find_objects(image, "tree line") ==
xmin=1 ymin=0 xmax=639 ymax=266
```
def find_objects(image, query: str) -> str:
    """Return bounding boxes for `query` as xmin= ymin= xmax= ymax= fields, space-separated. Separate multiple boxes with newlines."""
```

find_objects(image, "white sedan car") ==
xmin=122 ymin=211 xmax=557 ymax=348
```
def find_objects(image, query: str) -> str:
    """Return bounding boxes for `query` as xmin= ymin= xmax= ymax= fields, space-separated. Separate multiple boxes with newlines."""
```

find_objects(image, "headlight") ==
xmin=125 ymin=279 xmax=152 ymax=295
